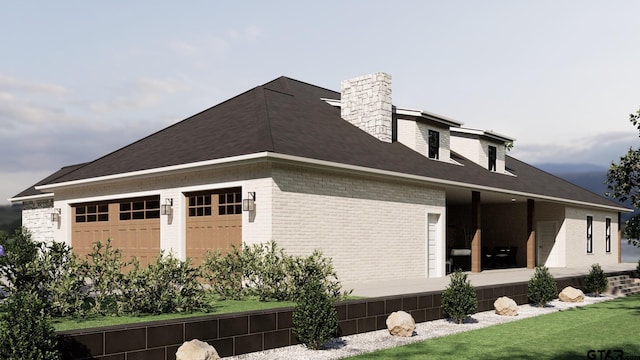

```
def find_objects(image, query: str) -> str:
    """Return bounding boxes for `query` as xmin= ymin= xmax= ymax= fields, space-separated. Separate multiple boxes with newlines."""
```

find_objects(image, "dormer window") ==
xmin=428 ymin=130 xmax=440 ymax=159
xmin=488 ymin=145 xmax=497 ymax=171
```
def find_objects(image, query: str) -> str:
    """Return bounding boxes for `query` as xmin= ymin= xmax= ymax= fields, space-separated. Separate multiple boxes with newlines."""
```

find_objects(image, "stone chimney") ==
xmin=341 ymin=72 xmax=393 ymax=143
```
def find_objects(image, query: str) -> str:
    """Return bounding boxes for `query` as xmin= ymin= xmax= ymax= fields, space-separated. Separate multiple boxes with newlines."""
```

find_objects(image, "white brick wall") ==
xmin=22 ymin=199 xmax=55 ymax=243
xmin=397 ymin=119 xmax=451 ymax=162
xmin=564 ymin=207 xmax=619 ymax=268
xmin=271 ymin=164 xmax=446 ymax=283
xmin=451 ymin=133 xmax=506 ymax=173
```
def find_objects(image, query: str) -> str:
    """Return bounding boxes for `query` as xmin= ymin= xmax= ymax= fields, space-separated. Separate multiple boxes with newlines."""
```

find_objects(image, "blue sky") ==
xmin=2 ymin=1 xmax=640 ymax=204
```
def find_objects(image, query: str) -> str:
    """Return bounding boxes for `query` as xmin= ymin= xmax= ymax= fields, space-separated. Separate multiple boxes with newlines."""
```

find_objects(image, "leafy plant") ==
xmin=0 ymin=227 xmax=45 ymax=294
xmin=243 ymin=241 xmax=290 ymax=301
xmin=441 ymin=269 xmax=477 ymax=324
xmin=584 ymin=263 xmax=608 ymax=297
xmin=122 ymin=252 xmax=208 ymax=314
xmin=201 ymin=241 xmax=351 ymax=302
xmin=0 ymin=290 xmax=61 ymax=360
xmin=528 ymin=266 xmax=557 ymax=307
xmin=201 ymin=245 xmax=247 ymax=300
xmin=80 ymin=239 xmax=126 ymax=315
xmin=292 ymin=277 xmax=338 ymax=350
xmin=40 ymin=242 xmax=89 ymax=317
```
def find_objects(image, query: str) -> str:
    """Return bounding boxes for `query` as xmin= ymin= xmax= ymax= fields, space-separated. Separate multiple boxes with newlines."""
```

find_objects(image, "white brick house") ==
xmin=10 ymin=73 xmax=630 ymax=283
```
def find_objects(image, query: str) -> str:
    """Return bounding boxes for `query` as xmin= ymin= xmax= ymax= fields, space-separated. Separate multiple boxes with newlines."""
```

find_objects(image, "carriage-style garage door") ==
xmin=71 ymin=196 xmax=161 ymax=266
xmin=185 ymin=187 xmax=242 ymax=266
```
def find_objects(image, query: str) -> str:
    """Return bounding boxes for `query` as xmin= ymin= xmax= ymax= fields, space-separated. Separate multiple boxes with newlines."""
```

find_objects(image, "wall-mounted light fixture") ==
xmin=51 ymin=208 xmax=61 ymax=223
xmin=243 ymin=192 xmax=256 ymax=212
xmin=161 ymin=198 xmax=173 ymax=215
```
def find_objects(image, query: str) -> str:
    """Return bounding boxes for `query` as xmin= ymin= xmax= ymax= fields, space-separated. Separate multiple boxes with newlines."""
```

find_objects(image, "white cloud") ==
xmin=511 ymin=131 xmax=638 ymax=166
xmin=0 ymin=74 xmax=67 ymax=96
xmin=88 ymin=77 xmax=191 ymax=114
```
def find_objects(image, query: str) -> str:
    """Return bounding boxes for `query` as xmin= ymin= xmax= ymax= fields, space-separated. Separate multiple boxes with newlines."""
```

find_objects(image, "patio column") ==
xmin=527 ymin=199 xmax=535 ymax=269
xmin=471 ymin=191 xmax=481 ymax=272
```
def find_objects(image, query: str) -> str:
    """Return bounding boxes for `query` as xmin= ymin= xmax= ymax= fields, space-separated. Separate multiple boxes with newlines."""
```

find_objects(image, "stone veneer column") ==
xmin=341 ymin=72 xmax=393 ymax=143
xmin=21 ymin=199 xmax=55 ymax=243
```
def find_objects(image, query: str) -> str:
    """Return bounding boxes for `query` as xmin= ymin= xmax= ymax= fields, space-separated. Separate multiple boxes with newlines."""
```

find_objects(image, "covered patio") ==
xmin=346 ymin=262 xmax=636 ymax=297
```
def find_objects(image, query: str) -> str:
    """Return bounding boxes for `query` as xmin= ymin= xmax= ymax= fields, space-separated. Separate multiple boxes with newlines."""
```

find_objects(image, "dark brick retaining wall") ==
xmin=58 ymin=270 xmax=632 ymax=360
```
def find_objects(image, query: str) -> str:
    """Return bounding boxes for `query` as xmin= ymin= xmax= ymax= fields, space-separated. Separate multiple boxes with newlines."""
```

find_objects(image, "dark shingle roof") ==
xmin=22 ymin=76 xmax=625 ymax=210
xmin=12 ymin=163 xmax=88 ymax=199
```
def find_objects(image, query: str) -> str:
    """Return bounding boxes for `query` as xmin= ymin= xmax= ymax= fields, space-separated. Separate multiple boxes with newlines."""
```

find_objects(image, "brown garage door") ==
xmin=72 ymin=196 xmax=161 ymax=267
xmin=186 ymin=187 xmax=242 ymax=266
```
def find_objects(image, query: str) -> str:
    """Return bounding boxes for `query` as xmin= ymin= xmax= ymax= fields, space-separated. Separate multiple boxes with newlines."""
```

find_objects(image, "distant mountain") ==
xmin=534 ymin=163 xmax=608 ymax=175
xmin=0 ymin=204 xmax=22 ymax=235
xmin=534 ymin=162 xmax=636 ymax=220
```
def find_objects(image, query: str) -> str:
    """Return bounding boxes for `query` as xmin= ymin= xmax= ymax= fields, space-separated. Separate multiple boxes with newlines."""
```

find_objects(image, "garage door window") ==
xmin=218 ymin=191 xmax=242 ymax=215
xmin=75 ymin=204 xmax=109 ymax=223
xmin=187 ymin=188 xmax=242 ymax=217
xmin=120 ymin=198 xmax=160 ymax=220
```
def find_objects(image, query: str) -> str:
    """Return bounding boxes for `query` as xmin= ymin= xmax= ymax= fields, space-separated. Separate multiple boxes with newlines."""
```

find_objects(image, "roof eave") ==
xmin=34 ymin=151 xmax=629 ymax=213
xmin=9 ymin=192 xmax=53 ymax=203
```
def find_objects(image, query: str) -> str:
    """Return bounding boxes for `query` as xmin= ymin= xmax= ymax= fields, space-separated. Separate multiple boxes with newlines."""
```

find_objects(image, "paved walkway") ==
xmin=345 ymin=263 xmax=637 ymax=297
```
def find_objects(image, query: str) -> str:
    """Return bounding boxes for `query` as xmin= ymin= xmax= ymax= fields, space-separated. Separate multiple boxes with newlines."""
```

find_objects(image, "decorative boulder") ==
xmin=386 ymin=311 xmax=416 ymax=337
xmin=559 ymin=286 xmax=584 ymax=303
xmin=176 ymin=339 xmax=220 ymax=360
xmin=494 ymin=296 xmax=518 ymax=316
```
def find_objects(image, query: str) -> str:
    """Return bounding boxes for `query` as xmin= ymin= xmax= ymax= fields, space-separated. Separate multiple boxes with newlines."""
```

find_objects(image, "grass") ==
xmin=349 ymin=295 xmax=640 ymax=360
xmin=52 ymin=297 xmax=296 ymax=332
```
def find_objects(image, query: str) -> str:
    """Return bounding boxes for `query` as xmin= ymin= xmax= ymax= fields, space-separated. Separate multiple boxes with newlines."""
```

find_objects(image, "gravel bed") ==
xmin=224 ymin=294 xmax=619 ymax=360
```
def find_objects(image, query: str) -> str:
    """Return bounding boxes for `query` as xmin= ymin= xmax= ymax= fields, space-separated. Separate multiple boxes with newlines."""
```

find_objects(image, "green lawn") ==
xmin=52 ymin=297 xmax=296 ymax=332
xmin=349 ymin=295 xmax=640 ymax=360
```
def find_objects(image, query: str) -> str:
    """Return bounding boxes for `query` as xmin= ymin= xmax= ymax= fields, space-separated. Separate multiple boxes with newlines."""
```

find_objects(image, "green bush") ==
xmin=0 ymin=228 xmax=45 ymax=294
xmin=122 ymin=252 xmax=208 ymax=314
xmin=0 ymin=228 xmax=88 ymax=316
xmin=40 ymin=242 xmax=89 ymax=317
xmin=201 ymin=245 xmax=247 ymax=300
xmin=292 ymin=277 xmax=338 ymax=350
xmin=584 ymin=263 xmax=608 ymax=297
xmin=0 ymin=290 xmax=61 ymax=360
xmin=636 ymin=259 xmax=640 ymax=275
xmin=243 ymin=241 xmax=290 ymax=301
xmin=201 ymin=241 xmax=351 ymax=302
xmin=441 ymin=269 xmax=477 ymax=324
xmin=80 ymin=239 xmax=126 ymax=315
xmin=528 ymin=266 xmax=557 ymax=307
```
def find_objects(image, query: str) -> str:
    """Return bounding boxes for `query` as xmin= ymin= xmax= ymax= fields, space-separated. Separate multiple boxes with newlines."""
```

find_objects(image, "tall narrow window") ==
xmin=605 ymin=218 xmax=611 ymax=253
xmin=488 ymin=145 xmax=497 ymax=171
xmin=586 ymin=216 xmax=593 ymax=254
xmin=428 ymin=130 xmax=439 ymax=159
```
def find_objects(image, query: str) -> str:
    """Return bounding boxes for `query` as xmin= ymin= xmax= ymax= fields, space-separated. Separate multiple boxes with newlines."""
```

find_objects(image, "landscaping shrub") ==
xmin=122 ymin=252 xmax=208 ymax=314
xmin=40 ymin=242 xmax=89 ymax=317
xmin=0 ymin=228 xmax=45 ymax=294
xmin=80 ymin=239 xmax=126 ymax=315
xmin=528 ymin=266 xmax=557 ymax=307
xmin=201 ymin=241 xmax=351 ymax=302
xmin=292 ymin=276 xmax=338 ymax=350
xmin=0 ymin=290 xmax=61 ymax=360
xmin=201 ymin=245 xmax=248 ymax=300
xmin=286 ymin=249 xmax=349 ymax=302
xmin=243 ymin=241 xmax=290 ymax=301
xmin=584 ymin=263 xmax=608 ymax=297
xmin=441 ymin=269 xmax=477 ymax=324
xmin=0 ymin=228 xmax=88 ymax=316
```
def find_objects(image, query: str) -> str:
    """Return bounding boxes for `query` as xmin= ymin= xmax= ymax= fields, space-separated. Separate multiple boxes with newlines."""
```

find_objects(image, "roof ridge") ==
xmin=257 ymin=86 xmax=275 ymax=152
